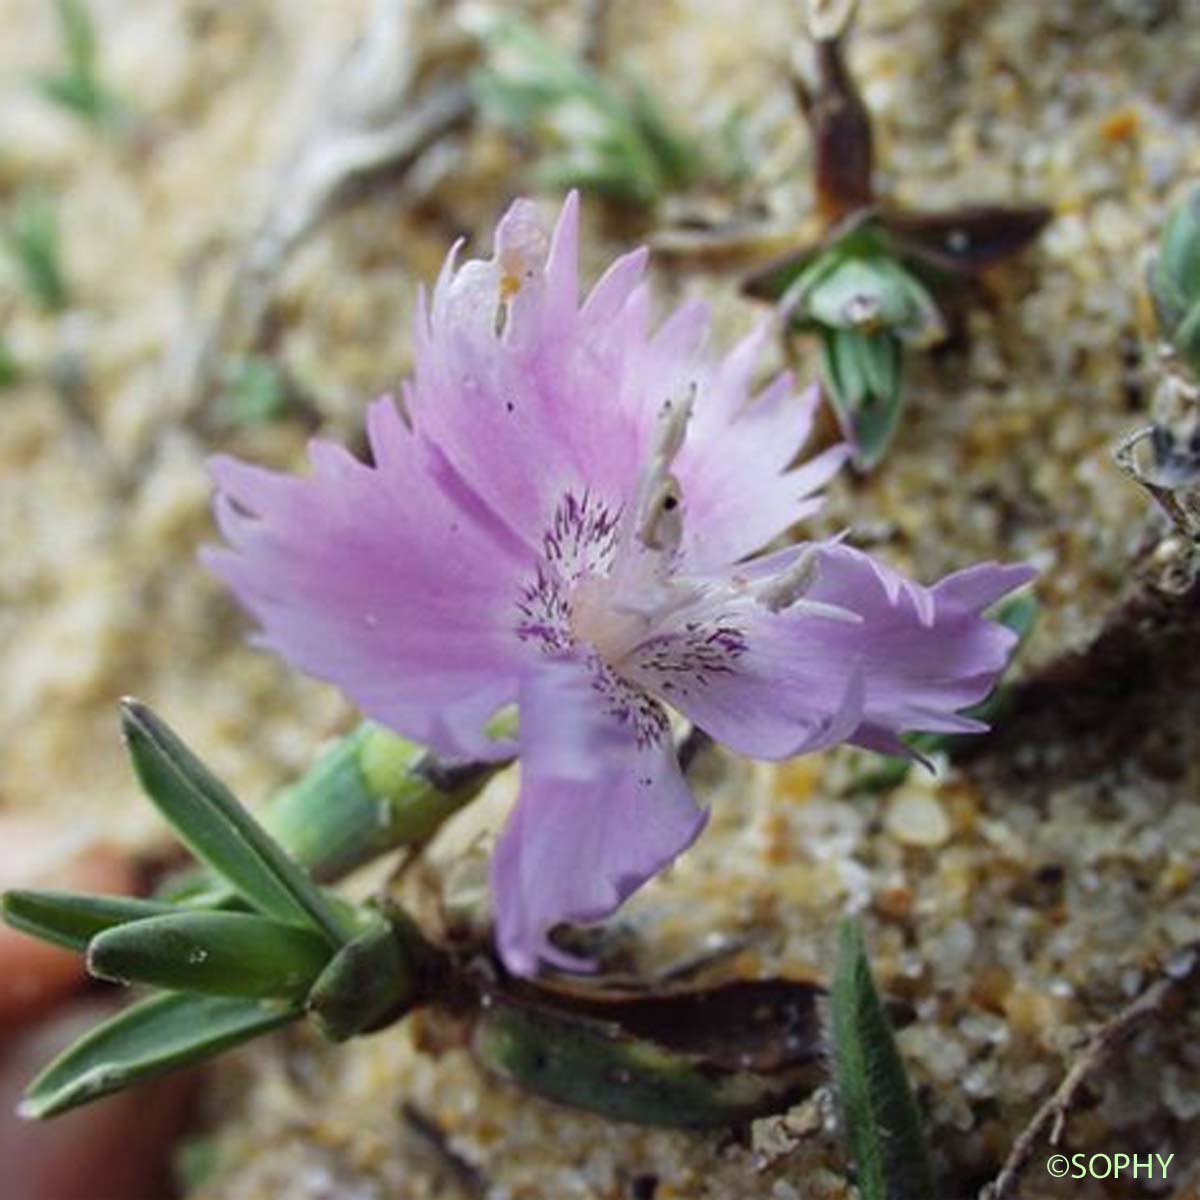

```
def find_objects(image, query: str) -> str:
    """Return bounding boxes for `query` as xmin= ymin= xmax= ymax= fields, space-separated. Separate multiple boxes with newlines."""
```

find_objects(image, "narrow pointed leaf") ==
xmin=853 ymin=332 xmax=904 ymax=469
xmin=474 ymin=977 xmax=824 ymax=1127
xmin=742 ymin=245 xmax=825 ymax=304
xmin=830 ymin=920 xmax=937 ymax=1200
xmin=88 ymin=911 xmax=332 ymax=1000
xmin=883 ymin=204 xmax=1051 ymax=275
xmin=119 ymin=699 xmax=352 ymax=947
xmin=2 ymin=889 xmax=176 ymax=953
xmin=21 ymin=992 xmax=301 ymax=1119
xmin=857 ymin=331 xmax=901 ymax=413
xmin=821 ymin=328 xmax=905 ymax=470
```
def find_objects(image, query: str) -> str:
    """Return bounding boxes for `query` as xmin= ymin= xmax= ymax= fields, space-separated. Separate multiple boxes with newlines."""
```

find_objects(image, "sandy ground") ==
xmin=4 ymin=0 xmax=1200 ymax=1196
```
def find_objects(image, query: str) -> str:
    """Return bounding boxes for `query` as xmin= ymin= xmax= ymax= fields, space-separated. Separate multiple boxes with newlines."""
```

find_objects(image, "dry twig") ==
xmin=180 ymin=0 xmax=476 ymax=417
xmin=981 ymin=944 xmax=1200 ymax=1200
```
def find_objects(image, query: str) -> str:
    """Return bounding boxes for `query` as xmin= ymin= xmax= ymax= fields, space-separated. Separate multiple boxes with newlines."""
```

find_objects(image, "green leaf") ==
xmin=742 ymin=245 xmax=827 ymax=305
xmin=627 ymin=81 xmax=703 ymax=190
xmin=857 ymin=330 xmax=902 ymax=413
xmin=21 ymin=991 xmax=301 ymax=1119
xmin=5 ymin=190 xmax=69 ymax=313
xmin=830 ymin=920 xmax=937 ymax=1200
xmin=56 ymin=0 xmax=97 ymax=73
xmin=34 ymin=73 xmax=122 ymax=127
xmin=88 ymin=910 xmax=332 ymax=1000
xmin=32 ymin=0 xmax=126 ymax=131
xmin=219 ymin=356 xmax=293 ymax=426
xmin=989 ymin=590 xmax=1038 ymax=643
xmin=158 ymin=721 xmax=499 ymax=905
xmin=472 ymin=14 xmax=703 ymax=207
xmin=0 ymin=335 xmax=20 ymax=388
xmin=2 ymin=890 xmax=176 ymax=953
xmin=1150 ymin=187 xmax=1200 ymax=373
xmin=119 ymin=699 xmax=354 ymax=947
xmin=821 ymin=327 xmax=905 ymax=470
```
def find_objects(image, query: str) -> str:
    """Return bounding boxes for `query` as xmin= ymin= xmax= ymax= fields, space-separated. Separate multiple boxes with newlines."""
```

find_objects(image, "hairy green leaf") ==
xmin=830 ymin=920 xmax=937 ymax=1200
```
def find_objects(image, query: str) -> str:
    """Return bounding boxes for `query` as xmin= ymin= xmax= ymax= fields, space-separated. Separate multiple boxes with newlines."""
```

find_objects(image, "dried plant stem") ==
xmin=981 ymin=943 xmax=1200 ymax=1200
xmin=401 ymin=1103 xmax=488 ymax=1198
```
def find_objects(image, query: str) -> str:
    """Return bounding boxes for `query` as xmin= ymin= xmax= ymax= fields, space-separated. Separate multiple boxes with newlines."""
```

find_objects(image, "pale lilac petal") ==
xmin=406 ymin=197 xmax=842 ymax=575
xmin=406 ymin=201 xmax=642 ymax=536
xmin=202 ymin=194 xmax=1040 ymax=980
xmin=679 ymin=381 xmax=849 ymax=570
xmin=542 ymin=190 xmax=581 ymax=310
xmin=580 ymin=247 xmax=649 ymax=324
xmin=799 ymin=547 xmax=1034 ymax=739
xmin=491 ymin=658 xmax=707 ymax=976
xmin=625 ymin=589 xmax=868 ymax=759
xmin=202 ymin=405 xmax=535 ymax=759
xmin=627 ymin=547 xmax=1033 ymax=759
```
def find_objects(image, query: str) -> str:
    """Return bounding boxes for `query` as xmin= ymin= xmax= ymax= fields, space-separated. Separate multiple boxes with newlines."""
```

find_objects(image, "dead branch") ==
xmin=981 ymin=943 xmax=1200 ymax=1200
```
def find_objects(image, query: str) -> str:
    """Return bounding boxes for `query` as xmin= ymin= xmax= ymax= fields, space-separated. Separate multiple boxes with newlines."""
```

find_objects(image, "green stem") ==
xmin=264 ymin=723 xmax=502 ymax=883
xmin=161 ymin=724 xmax=505 ymax=907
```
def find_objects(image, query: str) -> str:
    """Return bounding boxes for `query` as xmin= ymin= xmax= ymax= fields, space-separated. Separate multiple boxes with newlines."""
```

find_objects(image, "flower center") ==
xmin=568 ymin=573 xmax=652 ymax=669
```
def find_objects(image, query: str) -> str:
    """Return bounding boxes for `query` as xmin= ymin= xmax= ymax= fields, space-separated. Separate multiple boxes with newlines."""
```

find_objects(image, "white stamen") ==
xmin=757 ymin=547 xmax=821 ymax=612
xmin=652 ymin=386 xmax=695 ymax=464
xmin=638 ymin=475 xmax=683 ymax=552
xmin=787 ymin=597 xmax=863 ymax=624
xmin=631 ymin=387 xmax=694 ymax=555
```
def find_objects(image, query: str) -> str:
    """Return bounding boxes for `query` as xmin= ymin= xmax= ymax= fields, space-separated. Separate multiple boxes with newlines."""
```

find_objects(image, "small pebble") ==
xmin=885 ymin=787 xmax=951 ymax=848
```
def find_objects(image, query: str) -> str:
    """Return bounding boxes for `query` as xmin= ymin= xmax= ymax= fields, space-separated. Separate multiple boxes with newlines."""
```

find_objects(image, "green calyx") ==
xmin=803 ymin=253 xmax=944 ymax=348
xmin=307 ymin=910 xmax=436 ymax=1042
xmin=779 ymin=224 xmax=945 ymax=347
xmin=265 ymin=722 xmax=492 ymax=885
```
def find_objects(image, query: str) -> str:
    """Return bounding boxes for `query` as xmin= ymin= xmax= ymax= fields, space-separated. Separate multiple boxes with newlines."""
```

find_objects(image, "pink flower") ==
xmin=204 ymin=195 xmax=1034 ymax=977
